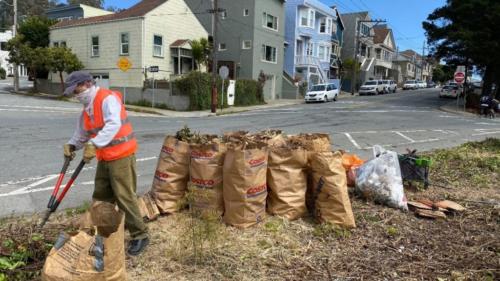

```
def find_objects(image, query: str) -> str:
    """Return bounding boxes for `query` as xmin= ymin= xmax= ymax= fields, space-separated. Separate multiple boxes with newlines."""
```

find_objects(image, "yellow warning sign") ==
xmin=117 ymin=57 xmax=132 ymax=72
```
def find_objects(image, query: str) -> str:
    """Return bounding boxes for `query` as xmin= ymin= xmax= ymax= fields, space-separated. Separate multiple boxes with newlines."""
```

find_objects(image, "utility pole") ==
xmin=209 ymin=0 xmax=219 ymax=113
xmin=351 ymin=18 xmax=386 ymax=95
xmin=420 ymin=40 xmax=426 ymax=81
xmin=13 ymin=0 xmax=18 ymax=92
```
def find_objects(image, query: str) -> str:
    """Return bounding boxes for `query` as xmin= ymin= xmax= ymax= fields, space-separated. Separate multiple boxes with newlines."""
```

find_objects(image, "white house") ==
xmin=0 ymin=29 xmax=28 ymax=77
xmin=49 ymin=0 xmax=208 ymax=90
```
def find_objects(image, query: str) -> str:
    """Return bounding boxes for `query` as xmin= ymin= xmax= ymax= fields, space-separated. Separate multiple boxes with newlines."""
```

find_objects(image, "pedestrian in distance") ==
xmin=62 ymin=71 xmax=149 ymax=256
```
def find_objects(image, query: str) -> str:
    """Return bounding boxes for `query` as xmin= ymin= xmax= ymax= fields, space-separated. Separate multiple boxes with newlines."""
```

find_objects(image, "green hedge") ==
xmin=174 ymin=71 xmax=264 ymax=111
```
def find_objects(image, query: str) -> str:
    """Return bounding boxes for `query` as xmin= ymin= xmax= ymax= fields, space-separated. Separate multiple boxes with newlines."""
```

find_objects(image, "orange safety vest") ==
xmin=82 ymin=88 xmax=137 ymax=161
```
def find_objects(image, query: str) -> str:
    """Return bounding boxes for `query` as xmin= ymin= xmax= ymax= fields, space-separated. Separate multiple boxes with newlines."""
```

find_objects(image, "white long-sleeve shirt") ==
xmin=68 ymin=87 xmax=123 ymax=149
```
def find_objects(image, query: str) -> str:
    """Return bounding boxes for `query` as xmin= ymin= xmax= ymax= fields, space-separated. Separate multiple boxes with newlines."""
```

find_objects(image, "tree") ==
xmin=68 ymin=0 xmax=104 ymax=9
xmin=17 ymin=16 xmax=56 ymax=48
xmin=47 ymin=47 xmax=84 ymax=93
xmin=341 ymin=58 xmax=360 ymax=91
xmin=432 ymin=64 xmax=454 ymax=83
xmin=191 ymin=38 xmax=210 ymax=70
xmin=423 ymin=0 xmax=500 ymax=98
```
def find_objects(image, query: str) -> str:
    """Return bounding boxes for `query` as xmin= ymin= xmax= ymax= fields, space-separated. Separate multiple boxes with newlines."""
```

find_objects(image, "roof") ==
xmin=373 ymin=27 xmax=389 ymax=44
xmin=51 ymin=0 xmax=168 ymax=29
xmin=170 ymin=39 xmax=190 ymax=48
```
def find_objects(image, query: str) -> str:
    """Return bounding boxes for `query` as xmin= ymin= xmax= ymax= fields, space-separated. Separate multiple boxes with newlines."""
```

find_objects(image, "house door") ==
xmin=296 ymin=40 xmax=303 ymax=56
xmin=92 ymin=74 xmax=109 ymax=89
xmin=263 ymin=74 xmax=276 ymax=100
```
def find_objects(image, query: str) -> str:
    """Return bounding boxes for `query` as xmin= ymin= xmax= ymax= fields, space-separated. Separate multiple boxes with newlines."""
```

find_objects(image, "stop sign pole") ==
xmin=454 ymin=71 xmax=466 ymax=110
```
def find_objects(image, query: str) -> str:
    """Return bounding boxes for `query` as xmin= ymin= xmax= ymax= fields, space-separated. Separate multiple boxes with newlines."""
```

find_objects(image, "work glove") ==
xmin=83 ymin=142 xmax=97 ymax=163
xmin=63 ymin=144 xmax=76 ymax=160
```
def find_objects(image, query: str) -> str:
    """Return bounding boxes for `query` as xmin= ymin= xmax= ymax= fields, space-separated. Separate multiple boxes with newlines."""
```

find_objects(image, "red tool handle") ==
xmin=47 ymin=157 xmax=71 ymax=208
xmin=50 ymin=160 xmax=86 ymax=211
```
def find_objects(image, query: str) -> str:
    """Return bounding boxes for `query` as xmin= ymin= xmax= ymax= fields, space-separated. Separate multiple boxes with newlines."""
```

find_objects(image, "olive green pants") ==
xmin=93 ymin=154 xmax=148 ymax=240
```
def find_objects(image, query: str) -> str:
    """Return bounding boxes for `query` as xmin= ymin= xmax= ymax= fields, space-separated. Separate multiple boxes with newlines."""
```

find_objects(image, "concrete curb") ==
xmin=439 ymin=101 xmax=478 ymax=118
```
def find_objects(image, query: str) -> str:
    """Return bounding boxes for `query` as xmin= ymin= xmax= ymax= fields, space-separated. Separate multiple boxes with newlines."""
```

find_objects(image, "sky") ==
xmin=74 ymin=0 xmax=447 ymax=53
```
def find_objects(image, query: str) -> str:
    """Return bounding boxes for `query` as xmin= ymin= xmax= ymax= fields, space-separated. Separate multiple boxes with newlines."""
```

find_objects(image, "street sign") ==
xmin=149 ymin=66 xmax=159 ymax=72
xmin=454 ymin=72 xmax=465 ymax=84
xmin=219 ymin=66 xmax=229 ymax=79
xmin=117 ymin=57 xmax=132 ymax=72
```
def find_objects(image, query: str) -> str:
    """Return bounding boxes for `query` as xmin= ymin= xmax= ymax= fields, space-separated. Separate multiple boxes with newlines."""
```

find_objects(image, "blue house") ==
xmin=284 ymin=0 xmax=342 ymax=88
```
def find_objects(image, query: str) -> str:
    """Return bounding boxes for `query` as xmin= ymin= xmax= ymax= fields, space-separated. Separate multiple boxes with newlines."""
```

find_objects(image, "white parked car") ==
xmin=415 ymin=80 xmax=427 ymax=88
xmin=403 ymin=80 xmax=418 ymax=90
xmin=381 ymin=80 xmax=397 ymax=93
xmin=359 ymin=80 xmax=385 ymax=95
xmin=304 ymin=83 xmax=339 ymax=103
xmin=439 ymin=85 xmax=460 ymax=98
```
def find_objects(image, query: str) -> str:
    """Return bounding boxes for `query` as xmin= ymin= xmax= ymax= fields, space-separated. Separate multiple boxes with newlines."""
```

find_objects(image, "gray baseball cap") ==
xmin=63 ymin=71 xmax=93 ymax=96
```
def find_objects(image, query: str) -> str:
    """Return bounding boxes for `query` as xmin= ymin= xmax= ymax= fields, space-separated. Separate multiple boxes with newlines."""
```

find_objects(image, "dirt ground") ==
xmin=1 ymin=139 xmax=498 ymax=281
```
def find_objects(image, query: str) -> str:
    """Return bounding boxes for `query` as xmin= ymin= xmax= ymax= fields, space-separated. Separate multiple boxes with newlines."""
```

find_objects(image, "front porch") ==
xmin=170 ymin=39 xmax=195 ymax=75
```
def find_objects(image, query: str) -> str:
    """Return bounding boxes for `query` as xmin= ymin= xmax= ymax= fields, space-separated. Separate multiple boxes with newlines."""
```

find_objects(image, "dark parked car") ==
xmin=426 ymin=81 xmax=436 ymax=88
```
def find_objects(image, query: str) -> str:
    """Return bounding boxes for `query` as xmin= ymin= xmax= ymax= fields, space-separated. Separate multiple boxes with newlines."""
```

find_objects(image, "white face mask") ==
xmin=76 ymin=87 xmax=93 ymax=105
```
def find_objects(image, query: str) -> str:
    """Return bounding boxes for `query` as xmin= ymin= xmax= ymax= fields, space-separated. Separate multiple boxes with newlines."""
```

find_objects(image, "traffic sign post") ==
xmin=117 ymin=58 xmax=132 ymax=104
xmin=454 ymin=71 xmax=466 ymax=111
xmin=148 ymin=66 xmax=159 ymax=108
xmin=454 ymin=72 xmax=465 ymax=84
xmin=218 ymin=66 xmax=229 ymax=111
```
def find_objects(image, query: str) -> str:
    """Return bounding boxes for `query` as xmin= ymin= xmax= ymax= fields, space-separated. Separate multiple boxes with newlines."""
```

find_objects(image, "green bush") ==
xmin=0 ymin=67 xmax=6 ymax=80
xmin=174 ymin=71 xmax=264 ymax=111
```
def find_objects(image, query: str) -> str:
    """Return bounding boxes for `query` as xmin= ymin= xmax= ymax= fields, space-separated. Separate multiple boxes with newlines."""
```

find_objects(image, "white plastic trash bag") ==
xmin=355 ymin=145 xmax=408 ymax=211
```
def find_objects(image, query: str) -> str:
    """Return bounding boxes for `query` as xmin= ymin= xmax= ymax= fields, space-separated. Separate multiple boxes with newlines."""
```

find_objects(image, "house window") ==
xmin=0 ymin=42 xmax=6 ymax=51
xmin=300 ymin=9 xmax=308 ymax=26
xmin=326 ymin=46 xmax=331 ymax=60
xmin=306 ymin=42 xmax=314 ymax=56
xmin=221 ymin=10 xmax=227 ymax=20
xmin=120 ymin=32 xmax=129 ymax=55
xmin=153 ymin=35 xmax=163 ymax=57
xmin=309 ymin=10 xmax=315 ymax=27
xmin=376 ymin=49 xmax=381 ymax=59
xmin=263 ymin=12 xmax=278 ymax=31
xmin=219 ymin=43 xmax=226 ymax=51
xmin=242 ymin=40 xmax=252 ymax=49
xmin=243 ymin=9 xmax=249 ymax=16
xmin=318 ymin=45 xmax=325 ymax=60
xmin=91 ymin=36 xmax=99 ymax=57
xmin=360 ymin=23 xmax=370 ymax=36
xmin=261 ymin=44 xmax=277 ymax=63
xmin=53 ymin=42 xmax=59 ymax=47
xmin=60 ymin=41 xmax=66 ymax=47
xmin=320 ymin=18 xmax=326 ymax=33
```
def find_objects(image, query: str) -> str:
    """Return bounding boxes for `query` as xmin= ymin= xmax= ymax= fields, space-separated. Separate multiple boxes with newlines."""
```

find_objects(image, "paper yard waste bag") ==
xmin=151 ymin=135 xmax=190 ymax=214
xmin=291 ymin=133 xmax=331 ymax=152
xmin=309 ymin=151 xmax=356 ymax=228
xmin=188 ymin=141 xmax=226 ymax=216
xmin=137 ymin=192 xmax=160 ymax=222
xmin=267 ymin=147 xmax=308 ymax=220
xmin=42 ymin=201 xmax=126 ymax=281
xmin=223 ymin=144 xmax=269 ymax=228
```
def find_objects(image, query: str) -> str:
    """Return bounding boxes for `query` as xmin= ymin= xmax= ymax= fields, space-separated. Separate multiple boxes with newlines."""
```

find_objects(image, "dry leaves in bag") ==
xmin=151 ymin=135 xmax=190 ymax=214
xmin=309 ymin=151 xmax=356 ymax=228
xmin=188 ymin=141 xmax=226 ymax=216
xmin=223 ymin=144 xmax=268 ymax=228
xmin=267 ymin=147 xmax=308 ymax=220
xmin=42 ymin=201 xmax=126 ymax=281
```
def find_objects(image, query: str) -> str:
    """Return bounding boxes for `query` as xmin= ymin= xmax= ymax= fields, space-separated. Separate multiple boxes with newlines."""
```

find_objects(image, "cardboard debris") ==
xmin=415 ymin=209 xmax=447 ymax=219
xmin=434 ymin=200 xmax=466 ymax=212
xmin=407 ymin=201 xmax=433 ymax=210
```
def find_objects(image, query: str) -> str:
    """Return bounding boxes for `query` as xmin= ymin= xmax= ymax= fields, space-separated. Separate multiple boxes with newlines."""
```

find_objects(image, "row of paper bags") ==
xmin=138 ymin=133 xmax=356 ymax=229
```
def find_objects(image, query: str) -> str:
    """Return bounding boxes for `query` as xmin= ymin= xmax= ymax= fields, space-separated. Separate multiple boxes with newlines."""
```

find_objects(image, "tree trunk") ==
xmin=481 ymin=65 xmax=494 ymax=97
xmin=59 ymin=71 xmax=65 ymax=94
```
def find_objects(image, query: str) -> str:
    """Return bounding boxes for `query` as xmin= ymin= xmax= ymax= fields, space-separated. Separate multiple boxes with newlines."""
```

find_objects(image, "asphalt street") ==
xmin=0 ymin=82 xmax=499 ymax=217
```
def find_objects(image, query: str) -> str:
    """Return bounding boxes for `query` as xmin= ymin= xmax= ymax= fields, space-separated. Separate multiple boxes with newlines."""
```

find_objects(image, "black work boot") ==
xmin=127 ymin=237 xmax=149 ymax=256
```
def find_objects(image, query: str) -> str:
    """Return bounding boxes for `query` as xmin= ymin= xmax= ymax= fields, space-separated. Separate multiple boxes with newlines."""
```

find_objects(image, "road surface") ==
xmin=0 ymin=84 xmax=498 ymax=216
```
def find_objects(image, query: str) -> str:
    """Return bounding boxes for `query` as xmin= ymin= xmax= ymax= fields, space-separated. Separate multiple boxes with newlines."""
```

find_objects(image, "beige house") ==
xmin=49 ymin=0 xmax=208 ymax=89
xmin=372 ymin=26 xmax=396 ymax=80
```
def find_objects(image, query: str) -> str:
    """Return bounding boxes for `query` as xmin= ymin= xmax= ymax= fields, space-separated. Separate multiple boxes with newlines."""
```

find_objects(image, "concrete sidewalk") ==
xmin=126 ymin=98 xmax=304 ymax=117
